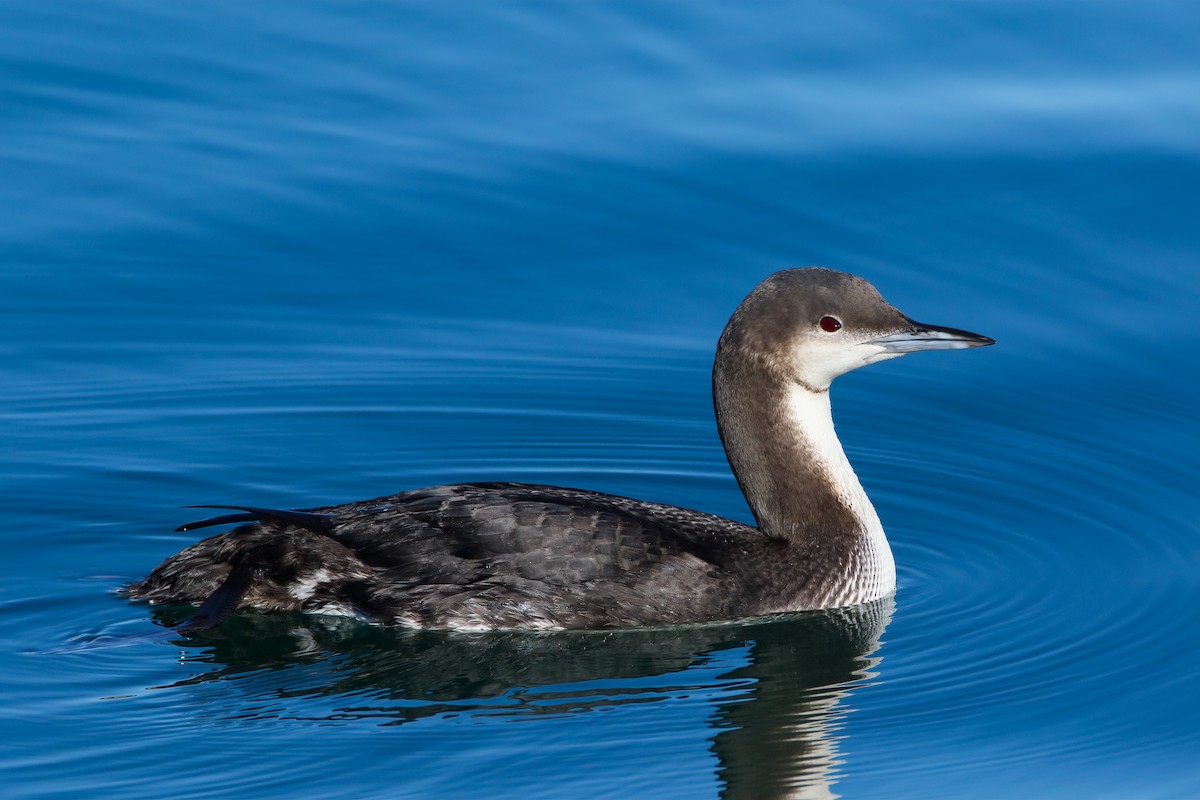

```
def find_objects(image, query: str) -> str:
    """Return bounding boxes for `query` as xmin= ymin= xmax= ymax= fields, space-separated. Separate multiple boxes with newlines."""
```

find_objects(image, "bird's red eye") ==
xmin=819 ymin=316 xmax=842 ymax=333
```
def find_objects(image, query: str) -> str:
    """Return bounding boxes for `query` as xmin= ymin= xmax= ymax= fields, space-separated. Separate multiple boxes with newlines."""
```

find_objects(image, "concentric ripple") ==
xmin=4 ymin=2 xmax=1199 ymax=797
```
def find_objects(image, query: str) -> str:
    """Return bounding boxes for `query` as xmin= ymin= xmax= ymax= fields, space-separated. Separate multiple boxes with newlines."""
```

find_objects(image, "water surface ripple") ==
xmin=2 ymin=2 xmax=1199 ymax=799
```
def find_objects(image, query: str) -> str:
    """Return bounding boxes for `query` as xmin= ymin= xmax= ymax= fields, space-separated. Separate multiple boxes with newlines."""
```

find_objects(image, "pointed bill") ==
xmin=868 ymin=321 xmax=995 ymax=353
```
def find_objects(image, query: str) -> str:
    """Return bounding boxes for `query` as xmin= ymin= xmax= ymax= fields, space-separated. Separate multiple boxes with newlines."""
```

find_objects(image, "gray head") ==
xmin=717 ymin=267 xmax=994 ymax=392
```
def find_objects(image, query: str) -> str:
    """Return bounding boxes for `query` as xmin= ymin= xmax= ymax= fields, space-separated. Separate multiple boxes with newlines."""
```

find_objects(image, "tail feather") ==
xmin=176 ymin=505 xmax=334 ymax=535
xmin=135 ymin=503 xmax=359 ymax=633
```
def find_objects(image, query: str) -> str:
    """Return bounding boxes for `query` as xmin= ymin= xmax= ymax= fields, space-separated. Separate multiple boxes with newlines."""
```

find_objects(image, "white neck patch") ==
xmin=785 ymin=384 xmax=897 ymax=603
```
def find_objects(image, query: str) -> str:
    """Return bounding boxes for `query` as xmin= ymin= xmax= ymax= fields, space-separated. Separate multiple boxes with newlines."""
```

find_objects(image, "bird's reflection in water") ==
xmin=153 ymin=596 xmax=893 ymax=798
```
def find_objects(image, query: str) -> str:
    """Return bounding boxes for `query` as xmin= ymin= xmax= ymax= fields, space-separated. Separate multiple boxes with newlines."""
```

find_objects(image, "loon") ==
xmin=126 ymin=268 xmax=993 ymax=631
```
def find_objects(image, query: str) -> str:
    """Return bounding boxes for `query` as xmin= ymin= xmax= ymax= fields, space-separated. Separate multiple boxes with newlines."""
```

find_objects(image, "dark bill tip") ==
xmin=869 ymin=321 xmax=995 ymax=353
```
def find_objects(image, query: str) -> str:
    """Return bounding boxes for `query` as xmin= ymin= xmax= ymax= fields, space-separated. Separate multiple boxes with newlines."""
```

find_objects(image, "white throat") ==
xmin=786 ymin=384 xmax=897 ymax=603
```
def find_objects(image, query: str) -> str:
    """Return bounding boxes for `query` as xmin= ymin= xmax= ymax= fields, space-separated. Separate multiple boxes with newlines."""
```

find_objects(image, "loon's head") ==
xmin=718 ymin=267 xmax=995 ymax=392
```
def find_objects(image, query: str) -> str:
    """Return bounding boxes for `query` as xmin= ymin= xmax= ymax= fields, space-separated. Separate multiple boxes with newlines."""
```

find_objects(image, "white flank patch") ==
xmin=305 ymin=602 xmax=373 ymax=622
xmin=288 ymin=568 xmax=333 ymax=601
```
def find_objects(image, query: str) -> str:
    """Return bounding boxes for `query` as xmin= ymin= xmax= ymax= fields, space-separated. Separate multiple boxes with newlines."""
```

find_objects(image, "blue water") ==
xmin=2 ymin=1 xmax=1198 ymax=797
